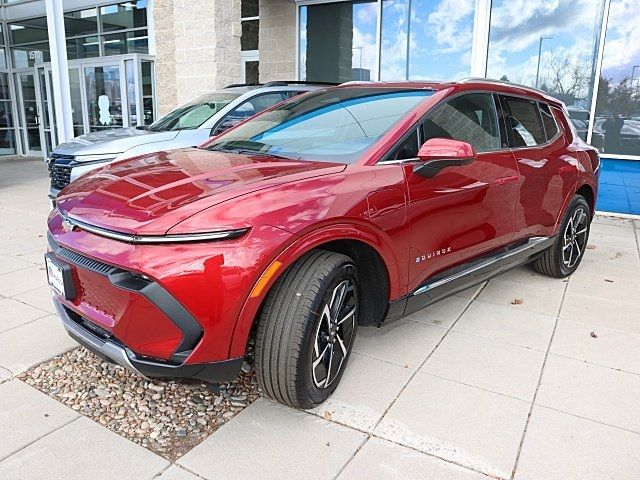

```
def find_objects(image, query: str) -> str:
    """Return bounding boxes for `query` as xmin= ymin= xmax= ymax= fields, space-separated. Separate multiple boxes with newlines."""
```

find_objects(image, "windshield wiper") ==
xmin=212 ymin=147 xmax=294 ymax=160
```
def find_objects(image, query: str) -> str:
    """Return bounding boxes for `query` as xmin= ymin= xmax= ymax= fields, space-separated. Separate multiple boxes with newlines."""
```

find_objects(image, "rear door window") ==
xmin=421 ymin=93 xmax=501 ymax=153
xmin=502 ymin=96 xmax=546 ymax=147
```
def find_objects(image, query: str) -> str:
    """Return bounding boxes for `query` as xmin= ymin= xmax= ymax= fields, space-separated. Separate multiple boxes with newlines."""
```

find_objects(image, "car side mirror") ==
xmin=413 ymin=138 xmax=476 ymax=178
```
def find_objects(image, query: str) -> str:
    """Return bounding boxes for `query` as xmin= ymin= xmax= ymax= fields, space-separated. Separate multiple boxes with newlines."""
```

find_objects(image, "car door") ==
xmin=500 ymin=96 xmax=578 ymax=239
xmin=391 ymin=92 xmax=520 ymax=295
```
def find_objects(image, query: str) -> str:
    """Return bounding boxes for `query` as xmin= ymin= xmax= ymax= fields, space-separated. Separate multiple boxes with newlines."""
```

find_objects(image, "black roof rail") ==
xmin=224 ymin=83 xmax=262 ymax=88
xmin=263 ymin=80 xmax=339 ymax=87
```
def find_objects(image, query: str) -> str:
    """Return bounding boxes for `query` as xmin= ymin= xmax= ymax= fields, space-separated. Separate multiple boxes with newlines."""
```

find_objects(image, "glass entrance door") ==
xmin=33 ymin=54 xmax=155 ymax=158
xmin=16 ymin=72 xmax=44 ymax=155
xmin=84 ymin=64 xmax=124 ymax=131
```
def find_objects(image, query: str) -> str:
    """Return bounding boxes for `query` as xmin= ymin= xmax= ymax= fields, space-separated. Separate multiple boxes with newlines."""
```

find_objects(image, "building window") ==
xmin=100 ymin=1 xmax=148 ymax=31
xmin=62 ymin=1 xmax=149 ymax=59
xmin=65 ymin=8 xmax=99 ymax=59
xmin=487 ymin=0 xmax=606 ymax=142
xmin=594 ymin=0 xmax=640 ymax=158
xmin=241 ymin=0 xmax=259 ymax=84
xmin=299 ymin=1 xmax=378 ymax=83
xmin=141 ymin=61 xmax=154 ymax=124
xmin=380 ymin=0 xmax=475 ymax=81
xmin=241 ymin=0 xmax=259 ymax=51
xmin=0 ymin=73 xmax=16 ymax=154
xmin=0 ymin=24 xmax=7 ymax=70
xmin=64 ymin=8 xmax=99 ymax=37
xmin=9 ymin=17 xmax=50 ymax=68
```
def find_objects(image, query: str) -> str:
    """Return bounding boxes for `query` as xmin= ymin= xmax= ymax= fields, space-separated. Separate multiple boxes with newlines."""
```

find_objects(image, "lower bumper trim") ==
xmin=54 ymin=299 xmax=243 ymax=383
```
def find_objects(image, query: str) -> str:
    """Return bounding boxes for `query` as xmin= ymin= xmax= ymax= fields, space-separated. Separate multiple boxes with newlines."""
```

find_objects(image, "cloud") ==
xmin=600 ymin=0 xmax=640 ymax=84
xmin=425 ymin=0 xmax=475 ymax=54
xmin=352 ymin=26 xmax=378 ymax=75
xmin=489 ymin=0 xmax=601 ymax=53
xmin=357 ymin=2 xmax=378 ymax=25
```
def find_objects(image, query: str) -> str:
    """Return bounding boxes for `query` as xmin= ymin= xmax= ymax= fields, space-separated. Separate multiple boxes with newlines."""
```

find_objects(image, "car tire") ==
xmin=255 ymin=250 xmax=359 ymax=409
xmin=533 ymin=195 xmax=591 ymax=278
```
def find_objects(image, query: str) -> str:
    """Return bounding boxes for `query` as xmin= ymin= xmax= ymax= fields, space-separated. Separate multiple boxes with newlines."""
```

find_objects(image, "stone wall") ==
xmin=152 ymin=0 xmax=177 ymax=117
xmin=258 ymin=0 xmax=296 ymax=83
xmin=153 ymin=0 xmax=243 ymax=116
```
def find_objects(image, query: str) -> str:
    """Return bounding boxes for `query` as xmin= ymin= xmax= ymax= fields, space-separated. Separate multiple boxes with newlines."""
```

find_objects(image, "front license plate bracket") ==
xmin=45 ymin=253 xmax=77 ymax=301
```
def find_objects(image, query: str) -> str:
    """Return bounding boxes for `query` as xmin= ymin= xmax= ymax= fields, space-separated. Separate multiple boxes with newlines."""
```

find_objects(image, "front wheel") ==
xmin=533 ymin=195 xmax=591 ymax=278
xmin=255 ymin=250 xmax=359 ymax=409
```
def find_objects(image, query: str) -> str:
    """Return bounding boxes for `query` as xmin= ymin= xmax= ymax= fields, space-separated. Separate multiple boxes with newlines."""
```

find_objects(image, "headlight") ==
xmin=73 ymin=154 xmax=117 ymax=163
xmin=61 ymin=213 xmax=249 ymax=244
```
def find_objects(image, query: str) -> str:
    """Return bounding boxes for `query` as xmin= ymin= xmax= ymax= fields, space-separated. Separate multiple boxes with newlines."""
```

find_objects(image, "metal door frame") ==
xmin=14 ymin=69 xmax=47 ymax=156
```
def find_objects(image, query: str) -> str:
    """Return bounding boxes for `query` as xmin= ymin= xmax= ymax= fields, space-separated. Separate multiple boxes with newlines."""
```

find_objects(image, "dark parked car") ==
xmin=567 ymin=106 xmax=604 ymax=150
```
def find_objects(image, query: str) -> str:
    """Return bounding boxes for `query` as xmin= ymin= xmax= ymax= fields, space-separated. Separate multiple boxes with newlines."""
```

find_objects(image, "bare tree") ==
xmin=544 ymin=52 xmax=592 ymax=103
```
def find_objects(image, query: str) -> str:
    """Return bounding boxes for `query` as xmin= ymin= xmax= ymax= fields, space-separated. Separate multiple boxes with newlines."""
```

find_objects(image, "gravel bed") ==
xmin=20 ymin=346 xmax=260 ymax=461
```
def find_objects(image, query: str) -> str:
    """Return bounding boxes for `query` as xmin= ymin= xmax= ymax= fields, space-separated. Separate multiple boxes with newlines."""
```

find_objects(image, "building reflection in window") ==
xmin=594 ymin=0 xmax=640 ymax=157
xmin=299 ymin=1 xmax=378 ymax=83
xmin=380 ymin=0 xmax=475 ymax=81
xmin=487 ymin=0 xmax=606 ymax=143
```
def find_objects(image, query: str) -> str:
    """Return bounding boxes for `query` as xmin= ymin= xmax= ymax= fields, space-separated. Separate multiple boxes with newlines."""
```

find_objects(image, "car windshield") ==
xmin=205 ymin=88 xmax=433 ymax=163
xmin=148 ymin=92 xmax=241 ymax=131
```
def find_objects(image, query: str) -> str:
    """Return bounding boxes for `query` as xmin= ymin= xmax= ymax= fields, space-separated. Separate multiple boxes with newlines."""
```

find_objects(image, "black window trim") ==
xmin=378 ymin=89 xmax=509 ymax=164
xmin=537 ymin=101 xmax=561 ymax=143
xmin=499 ymin=94 xmax=563 ymax=151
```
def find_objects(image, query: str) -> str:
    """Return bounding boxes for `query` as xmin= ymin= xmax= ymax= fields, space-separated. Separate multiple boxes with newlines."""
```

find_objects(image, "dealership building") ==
xmin=0 ymin=0 xmax=637 ymax=214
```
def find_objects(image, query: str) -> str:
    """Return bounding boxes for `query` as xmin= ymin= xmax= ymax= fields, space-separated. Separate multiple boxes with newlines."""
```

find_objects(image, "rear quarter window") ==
xmin=503 ymin=96 xmax=546 ymax=147
xmin=539 ymin=102 xmax=559 ymax=141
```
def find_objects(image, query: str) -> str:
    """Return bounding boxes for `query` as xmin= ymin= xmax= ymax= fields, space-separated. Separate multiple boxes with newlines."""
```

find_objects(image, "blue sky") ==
xmin=380 ymin=0 xmax=475 ymax=81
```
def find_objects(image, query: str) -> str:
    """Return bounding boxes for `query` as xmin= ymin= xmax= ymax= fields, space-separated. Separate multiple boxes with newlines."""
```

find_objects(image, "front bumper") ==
xmin=55 ymin=298 xmax=243 ymax=382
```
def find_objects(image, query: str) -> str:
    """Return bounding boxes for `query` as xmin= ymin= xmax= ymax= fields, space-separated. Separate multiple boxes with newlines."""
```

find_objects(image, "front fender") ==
xmin=227 ymin=221 xmax=404 ymax=358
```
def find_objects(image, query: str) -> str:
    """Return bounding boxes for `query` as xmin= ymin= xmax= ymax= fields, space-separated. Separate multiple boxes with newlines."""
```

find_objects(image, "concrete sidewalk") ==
xmin=1 ymin=157 xmax=639 ymax=480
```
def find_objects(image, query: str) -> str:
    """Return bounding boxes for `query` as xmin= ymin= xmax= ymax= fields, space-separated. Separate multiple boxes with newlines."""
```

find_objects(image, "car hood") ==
xmin=55 ymin=148 xmax=346 ymax=235
xmin=53 ymin=127 xmax=180 ymax=157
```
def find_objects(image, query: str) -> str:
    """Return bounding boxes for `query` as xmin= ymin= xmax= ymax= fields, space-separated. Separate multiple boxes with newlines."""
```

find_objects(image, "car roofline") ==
xmin=330 ymin=78 xmax=565 ymax=107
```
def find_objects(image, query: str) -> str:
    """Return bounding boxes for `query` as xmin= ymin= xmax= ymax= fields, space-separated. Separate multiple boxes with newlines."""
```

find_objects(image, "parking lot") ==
xmin=1 ymin=156 xmax=639 ymax=480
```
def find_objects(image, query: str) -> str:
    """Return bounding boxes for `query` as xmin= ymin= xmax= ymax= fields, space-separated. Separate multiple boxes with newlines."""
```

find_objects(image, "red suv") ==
xmin=46 ymin=80 xmax=599 ymax=408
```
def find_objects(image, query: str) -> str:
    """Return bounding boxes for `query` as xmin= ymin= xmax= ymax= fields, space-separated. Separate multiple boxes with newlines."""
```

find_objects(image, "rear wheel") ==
xmin=255 ymin=250 xmax=359 ymax=409
xmin=533 ymin=195 xmax=591 ymax=278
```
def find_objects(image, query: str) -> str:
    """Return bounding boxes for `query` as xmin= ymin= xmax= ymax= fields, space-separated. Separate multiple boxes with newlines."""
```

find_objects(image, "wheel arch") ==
xmin=575 ymin=182 xmax=596 ymax=216
xmin=228 ymin=223 xmax=402 ymax=357
xmin=554 ymin=180 xmax=597 ymax=234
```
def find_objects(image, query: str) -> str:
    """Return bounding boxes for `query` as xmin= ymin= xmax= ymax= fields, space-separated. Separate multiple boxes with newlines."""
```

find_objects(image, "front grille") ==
xmin=49 ymin=158 xmax=73 ymax=190
xmin=57 ymin=246 xmax=116 ymax=275
xmin=50 ymin=234 xmax=117 ymax=276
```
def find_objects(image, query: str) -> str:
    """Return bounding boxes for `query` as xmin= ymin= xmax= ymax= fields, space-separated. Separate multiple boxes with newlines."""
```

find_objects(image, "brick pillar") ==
xmin=152 ymin=0 xmax=177 ymax=117
xmin=258 ymin=0 xmax=296 ymax=82
xmin=153 ymin=0 xmax=242 ymax=115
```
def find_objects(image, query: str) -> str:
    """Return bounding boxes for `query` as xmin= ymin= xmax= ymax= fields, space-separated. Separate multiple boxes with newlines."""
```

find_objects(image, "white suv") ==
xmin=48 ymin=81 xmax=331 ymax=204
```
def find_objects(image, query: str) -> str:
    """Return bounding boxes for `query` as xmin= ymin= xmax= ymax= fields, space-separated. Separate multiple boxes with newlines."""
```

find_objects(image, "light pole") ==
xmin=405 ymin=0 xmax=413 ymax=80
xmin=535 ymin=35 xmax=554 ymax=89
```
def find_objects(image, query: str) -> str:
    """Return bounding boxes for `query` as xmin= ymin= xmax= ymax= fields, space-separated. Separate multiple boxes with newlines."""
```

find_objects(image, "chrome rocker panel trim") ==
xmin=385 ymin=236 xmax=555 ymax=322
